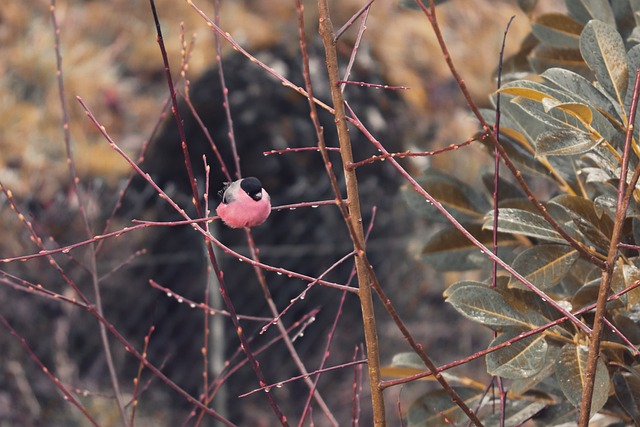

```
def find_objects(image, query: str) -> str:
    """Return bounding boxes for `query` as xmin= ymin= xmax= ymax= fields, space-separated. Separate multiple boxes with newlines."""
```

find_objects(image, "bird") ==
xmin=216 ymin=177 xmax=271 ymax=228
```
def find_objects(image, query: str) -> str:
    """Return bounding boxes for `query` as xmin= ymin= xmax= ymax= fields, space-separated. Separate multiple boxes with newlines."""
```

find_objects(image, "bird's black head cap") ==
xmin=241 ymin=177 xmax=263 ymax=201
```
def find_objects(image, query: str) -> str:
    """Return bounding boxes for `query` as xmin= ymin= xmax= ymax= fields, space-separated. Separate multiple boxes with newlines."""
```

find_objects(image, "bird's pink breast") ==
xmin=216 ymin=190 xmax=271 ymax=228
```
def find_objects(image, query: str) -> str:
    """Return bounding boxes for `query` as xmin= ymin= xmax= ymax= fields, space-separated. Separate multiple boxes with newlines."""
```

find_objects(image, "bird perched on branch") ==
xmin=216 ymin=177 xmax=271 ymax=228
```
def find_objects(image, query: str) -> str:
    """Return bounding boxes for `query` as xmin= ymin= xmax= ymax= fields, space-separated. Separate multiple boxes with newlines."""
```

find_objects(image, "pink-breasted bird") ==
xmin=216 ymin=177 xmax=271 ymax=228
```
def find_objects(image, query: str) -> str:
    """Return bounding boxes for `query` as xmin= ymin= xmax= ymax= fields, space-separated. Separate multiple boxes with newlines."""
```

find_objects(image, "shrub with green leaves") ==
xmin=398 ymin=1 xmax=640 ymax=425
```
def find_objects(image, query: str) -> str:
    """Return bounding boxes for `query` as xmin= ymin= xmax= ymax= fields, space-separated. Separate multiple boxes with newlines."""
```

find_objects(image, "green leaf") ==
xmin=582 ymin=149 xmax=620 ymax=182
xmin=500 ymin=32 xmax=539 ymax=81
xmin=582 ymin=167 xmax=615 ymax=183
xmin=529 ymin=46 xmax=589 ymax=76
xmin=555 ymin=344 xmax=610 ymax=416
xmin=445 ymin=282 xmax=530 ymax=329
xmin=383 ymin=353 xmax=476 ymax=386
xmin=593 ymin=194 xmax=617 ymax=219
xmin=492 ymin=133 xmax=554 ymax=179
xmin=390 ymin=352 xmax=426 ymax=370
xmin=630 ymin=24 xmax=640 ymax=43
xmin=406 ymin=387 xmax=483 ymax=427
xmin=487 ymin=330 xmax=548 ymax=379
xmin=493 ymin=97 xmax=551 ymax=146
xmin=622 ymin=263 xmax=640 ymax=308
xmin=532 ymin=69 xmax=624 ymax=144
xmin=484 ymin=208 xmax=568 ymax=244
xmin=481 ymin=173 xmax=525 ymax=201
xmin=509 ymin=244 xmax=579 ymax=290
xmin=501 ymin=288 xmax=575 ymax=338
xmin=625 ymin=45 xmax=640 ymax=127
xmin=572 ymin=277 xmax=613 ymax=308
xmin=482 ymin=400 xmax=547 ymax=426
xmin=402 ymin=169 xmax=489 ymax=222
xmin=532 ymin=13 xmax=583 ymax=48
xmin=443 ymin=279 xmax=483 ymax=298
xmin=580 ymin=20 xmax=629 ymax=105
xmin=542 ymin=67 xmax=621 ymax=121
xmin=536 ymin=128 xmax=601 ymax=156
xmin=513 ymin=97 xmax=594 ymax=141
xmin=630 ymin=0 xmax=640 ymax=27
xmin=510 ymin=344 xmax=561 ymax=395
xmin=612 ymin=314 xmax=640 ymax=345
xmin=549 ymin=194 xmax=613 ymax=251
xmin=547 ymin=102 xmax=594 ymax=125
xmin=480 ymin=107 xmax=555 ymax=179
xmin=421 ymin=224 xmax=519 ymax=271
xmin=500 ymin=80 xmax=564 ymax=103
xmin=561 ymin=258 xmax=597 ymax=296
xmin=531 ymin=402 xmax=579 ymax=425
xmin=500 ymin=80 xmax=607 ymax=132
xmin=566 ymin=0 xmax=616 ymax=25
xmin=612 ymin=0 xmax=638 ymax=33
xmin=613 ymin=371 xmax=640 ymax=425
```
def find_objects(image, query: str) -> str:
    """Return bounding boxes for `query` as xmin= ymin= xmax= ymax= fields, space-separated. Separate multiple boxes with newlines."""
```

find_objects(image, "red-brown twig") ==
xmin=315 ymin=2 xmax=487 ymax=424
xmin=212 ymin=0 xmax=241 ymax=179
xmin=297 ymin=0 xmax=389 ymax=423
xmin=148 ymin=279 xmax=272 ymax=321
xmin=1 ymin=187 xmax=235 ymax=425
xmin=579 ymin=65 xmax=640 ymax=425
xmin=238 ymin=359 xmax=367 ymax=398
xmin=242 ymin=228 xmax=339 ymax=426
xmin=339 ymin=3 xmax=371 ymax=92
xmin=345 ymin=102 xmax=591 ymax=335
xmin=334 ymin=0 xmax=375 ymax=41
xmin=197 ymin=158 xmax=213 ymax=427
xmin=490 ymin=15 xmax=516 ymax=427
xmin=129 ymin=325 xmax=155 ymax=425
xmin=0 ymin=270 xmax=91 ymax=309
xmin=206 ymin=309 xmax=320 ymax=399
xmin=347 ymin=136 xmax=480 ymax=170
xmin=50 ymin=1 xmax=127 ymax=420
xmin=264 ymin=146 xmax=341 ymax=155
xmin=180 ymin=309 xmax=320 ymax=426
xmin=1 ymin=315 xmax=100 ymax=426
xmin=337 ymin=81 xmax=410 ymax=90
xmin=380 ymin=280 xmax=640 ymax=389
xmin=78 ymin=88 xmax=272 ymax=424
xmin=352 ymin=345 xmax=364 ymax=426
xmin=414 ymin=0 xmax=605 ymax=270
xmin=298 ymin=208 xmax=377 ymax=426
xmin=260 ymin=250 xmax=356 ymax=335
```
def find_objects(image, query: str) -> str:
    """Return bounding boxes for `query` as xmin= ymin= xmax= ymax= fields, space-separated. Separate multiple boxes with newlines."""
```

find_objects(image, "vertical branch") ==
xmin=49 ymin=1 xmax=127 ymax=424
xmin=148 ymin=0 xmax=203 ymax=215
xmin=314 ymin=1 xmax=385 ymax=424
xmin=213 ymin=0 xmax=241 ymax=179
xmin=490 ymin=16 xmax=515 ymax=427
xmin=199 ymin=1 xmax=337 ymax=422
xmin=579 ymin=66 xmax=640 ymax=425
xmin=148 ymin=3 xmax=288 ymax=423
xmin=197 ymin=159 xmax=212 ymax=427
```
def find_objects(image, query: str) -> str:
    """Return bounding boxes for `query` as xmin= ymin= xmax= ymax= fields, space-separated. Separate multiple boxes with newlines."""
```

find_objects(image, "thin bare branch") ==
xmin=579 ymin=65 xmax=640 ymax=426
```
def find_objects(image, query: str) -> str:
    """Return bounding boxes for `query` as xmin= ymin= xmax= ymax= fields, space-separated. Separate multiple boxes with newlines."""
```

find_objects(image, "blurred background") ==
xmin=0 ymin=0 xmax=546 ymax=425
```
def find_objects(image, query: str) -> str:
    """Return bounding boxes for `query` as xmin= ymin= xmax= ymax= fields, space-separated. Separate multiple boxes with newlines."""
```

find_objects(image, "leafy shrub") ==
xmin=397 ymin=0 xmax=640 ymax=425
